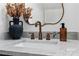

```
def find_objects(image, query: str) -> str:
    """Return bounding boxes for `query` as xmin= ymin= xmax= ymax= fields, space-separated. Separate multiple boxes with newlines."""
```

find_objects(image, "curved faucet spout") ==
xmin=35 ymin=21 xmax=42 ymax=40
xmin=35 ymin=21 xmax=41 ymax=27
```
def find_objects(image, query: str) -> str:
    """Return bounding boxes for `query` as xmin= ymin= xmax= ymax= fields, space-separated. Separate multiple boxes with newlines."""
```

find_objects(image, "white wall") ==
xmin=25 ymin=3 xmax=45 ymax=25
xmin=0 ymin=3 xmax=8 ymax=39
xmin=0 ymin=3 xmax=8 ymax=33
xmin=61 ymin=3 xmax=79 ymax=32
xmin=42 ymin=3 xmax=79 ymax=32
xmin=23 ymin=3 xmax=45 ymax=32
xmin=0 ymin=3 xmax=79 ymax=33
xmin=23 ymin=3 xmax=79 ymax=32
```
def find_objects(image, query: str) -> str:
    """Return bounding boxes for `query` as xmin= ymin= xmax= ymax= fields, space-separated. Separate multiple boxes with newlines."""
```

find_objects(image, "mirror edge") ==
xmin=42 ymin=3 xmax=64 ymax=26
xmin=26 ymin=3 xmax=64 ymax=26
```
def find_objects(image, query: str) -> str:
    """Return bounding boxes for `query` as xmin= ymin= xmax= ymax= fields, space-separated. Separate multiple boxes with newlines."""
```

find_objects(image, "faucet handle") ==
xmin=29 ymin=32 xmax=35 ymax=39
xmin=46 ymin=32 xmax=51 ymax=40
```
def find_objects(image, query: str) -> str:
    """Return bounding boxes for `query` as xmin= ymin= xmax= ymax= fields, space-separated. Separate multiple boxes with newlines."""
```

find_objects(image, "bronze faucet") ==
xmin=35 ymin=21 xmax=42 ymax=40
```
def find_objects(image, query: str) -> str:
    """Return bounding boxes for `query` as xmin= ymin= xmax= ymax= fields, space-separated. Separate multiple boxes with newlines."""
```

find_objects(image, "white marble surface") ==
xmin=0 ymin=38 xmax=79 ymax=56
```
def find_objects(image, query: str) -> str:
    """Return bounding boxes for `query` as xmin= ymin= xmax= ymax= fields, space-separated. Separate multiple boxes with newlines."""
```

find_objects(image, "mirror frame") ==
xmin=26 ymin=3 xmax=64 ymax=26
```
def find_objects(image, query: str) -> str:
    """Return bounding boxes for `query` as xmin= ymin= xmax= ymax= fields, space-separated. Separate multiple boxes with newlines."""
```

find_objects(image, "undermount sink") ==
xmin=13 ymin=38 xmax=78 ymax=55
xmin=14 ymin=39 xmax=59 ymax=51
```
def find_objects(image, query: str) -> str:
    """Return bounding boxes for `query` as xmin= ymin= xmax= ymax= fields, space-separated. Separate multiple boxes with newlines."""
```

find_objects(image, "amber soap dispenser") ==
xmin=60 ymin=23 xmax=67 ymax=41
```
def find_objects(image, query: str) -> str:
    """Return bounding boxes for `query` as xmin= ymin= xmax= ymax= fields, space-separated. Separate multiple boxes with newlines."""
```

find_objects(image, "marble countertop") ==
xmin=0 ymin=38 xmax=79 ymax=56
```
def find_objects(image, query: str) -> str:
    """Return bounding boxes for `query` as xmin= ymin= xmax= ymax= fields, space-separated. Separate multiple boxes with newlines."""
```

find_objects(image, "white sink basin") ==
xmin=13 ymin=38 xmax=79 ymax=55
xmin=13 ymin=39 xmax=61 ymax=55
xmin=14 ymin=39 xmax=59 ymax=51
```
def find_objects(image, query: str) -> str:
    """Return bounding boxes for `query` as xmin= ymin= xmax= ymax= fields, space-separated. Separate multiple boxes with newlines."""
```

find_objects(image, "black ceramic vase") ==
xmin=9 ymin=16 xmax=23 ymax=39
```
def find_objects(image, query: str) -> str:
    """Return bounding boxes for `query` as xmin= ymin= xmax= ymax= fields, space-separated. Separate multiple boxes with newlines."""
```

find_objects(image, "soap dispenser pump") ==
xmin=60 ymin=23 xmax=67 ymax=41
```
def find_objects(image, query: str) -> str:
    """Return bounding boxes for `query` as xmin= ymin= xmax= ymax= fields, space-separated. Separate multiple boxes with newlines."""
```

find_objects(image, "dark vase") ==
xmin=9 ymin=16 xmax=23 ymax=39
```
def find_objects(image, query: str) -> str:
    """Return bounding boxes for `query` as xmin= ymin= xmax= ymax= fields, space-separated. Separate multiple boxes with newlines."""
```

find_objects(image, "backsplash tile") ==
xmin=22 ymin=32 xmax=78 ymax=40
xmin=0 ymin=32 xmax=78 ymax=40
